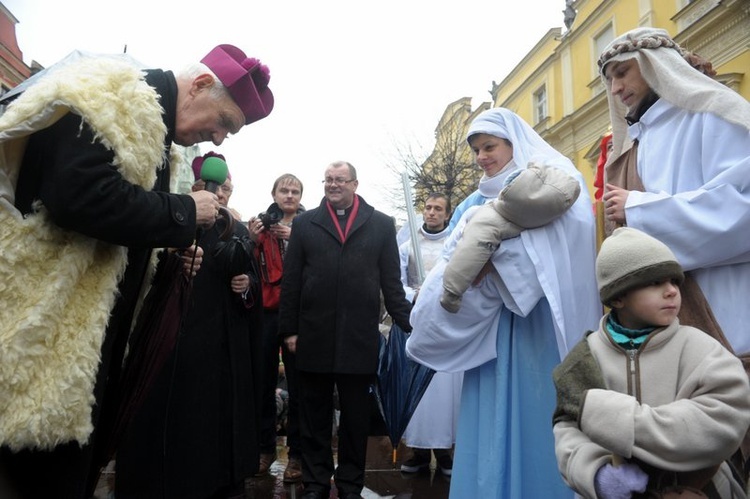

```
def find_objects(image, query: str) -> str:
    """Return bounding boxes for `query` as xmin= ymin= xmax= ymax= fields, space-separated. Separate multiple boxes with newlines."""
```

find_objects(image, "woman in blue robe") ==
xmin=406 ymin=108 xmax=600 ymax=498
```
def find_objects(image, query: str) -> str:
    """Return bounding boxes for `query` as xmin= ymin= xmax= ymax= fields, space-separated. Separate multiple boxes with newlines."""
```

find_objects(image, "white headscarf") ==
xmin=598 ymin=27 xmax=750 ymax=162
xmin=467 ymin=107 xmax=571 ymax=170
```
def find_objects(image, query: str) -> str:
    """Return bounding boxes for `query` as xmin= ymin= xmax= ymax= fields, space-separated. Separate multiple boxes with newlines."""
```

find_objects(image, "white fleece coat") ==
xmin=554 ymin=317 xmax=750 ymax=498
xmin=0 ymin=56 xmax=167 ymax=450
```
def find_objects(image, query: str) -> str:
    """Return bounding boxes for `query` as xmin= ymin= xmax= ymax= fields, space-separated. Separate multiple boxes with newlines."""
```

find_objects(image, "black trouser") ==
xmin=259 ymin=310 xmax=300 ymax=457
xmin=297 ymin=371 xmax=372 ymax=496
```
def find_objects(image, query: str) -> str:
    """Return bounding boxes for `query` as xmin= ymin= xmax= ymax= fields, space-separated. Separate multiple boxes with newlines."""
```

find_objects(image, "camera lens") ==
xmin=260 ymin=203 xmax=284 ymax=229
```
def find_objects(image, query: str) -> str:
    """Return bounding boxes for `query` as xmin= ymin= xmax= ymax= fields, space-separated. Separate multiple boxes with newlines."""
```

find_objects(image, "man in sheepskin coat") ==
xmin=0 ymin=45 xmax=273 ymax=498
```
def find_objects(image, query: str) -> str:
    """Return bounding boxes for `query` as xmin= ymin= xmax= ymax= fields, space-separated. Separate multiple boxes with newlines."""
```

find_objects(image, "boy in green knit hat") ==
xmin=552 ymin=227 xmax=750 ymax=499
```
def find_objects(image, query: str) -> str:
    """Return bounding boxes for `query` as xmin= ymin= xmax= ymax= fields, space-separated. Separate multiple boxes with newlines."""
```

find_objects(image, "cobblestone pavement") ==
xmin=96 ymin=436 xmax=450 ymax=498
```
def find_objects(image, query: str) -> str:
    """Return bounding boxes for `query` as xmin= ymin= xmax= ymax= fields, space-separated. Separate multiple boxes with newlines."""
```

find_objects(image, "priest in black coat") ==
xmin=279 ymin=161 xmax=412 ymax=499
xmin=115 ymin=159 xmax=264 ymax=499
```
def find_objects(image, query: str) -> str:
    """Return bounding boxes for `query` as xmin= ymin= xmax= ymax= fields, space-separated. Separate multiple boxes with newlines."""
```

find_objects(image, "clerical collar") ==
xmin=326 ymin=196 xmax=360 ymax=243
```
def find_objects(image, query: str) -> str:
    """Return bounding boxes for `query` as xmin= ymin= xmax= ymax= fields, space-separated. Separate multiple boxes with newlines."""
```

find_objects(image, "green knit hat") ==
xmin=596 ymin=227 xmax=684 ymax=305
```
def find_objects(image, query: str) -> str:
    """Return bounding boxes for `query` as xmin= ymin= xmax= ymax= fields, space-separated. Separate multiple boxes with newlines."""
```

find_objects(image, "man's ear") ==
xmin=191 ymin=73 xmax=216 ymax=94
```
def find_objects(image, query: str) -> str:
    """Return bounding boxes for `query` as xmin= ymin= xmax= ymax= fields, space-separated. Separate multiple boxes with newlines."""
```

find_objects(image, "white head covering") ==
xmin=467 ymin=108 xmax=577 ymax=198
xmin=598 ymin=27 xmax=750 ymax=162
xmin=467 ymin=107 xmax=570 ymax=170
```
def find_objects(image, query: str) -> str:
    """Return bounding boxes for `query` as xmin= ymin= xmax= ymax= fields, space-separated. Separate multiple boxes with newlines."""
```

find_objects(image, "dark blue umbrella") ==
xmin=373 ymin=323 xmax=435 ymax=465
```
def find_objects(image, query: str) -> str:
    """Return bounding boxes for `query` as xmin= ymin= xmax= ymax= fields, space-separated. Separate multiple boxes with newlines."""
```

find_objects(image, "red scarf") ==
xmin=325 ymin=196 xmax=360 ymax=243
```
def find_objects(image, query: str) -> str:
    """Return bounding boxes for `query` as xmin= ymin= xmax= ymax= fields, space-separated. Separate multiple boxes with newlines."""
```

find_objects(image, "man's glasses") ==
xmin=322 ymin=178 xmax=356 ymax=186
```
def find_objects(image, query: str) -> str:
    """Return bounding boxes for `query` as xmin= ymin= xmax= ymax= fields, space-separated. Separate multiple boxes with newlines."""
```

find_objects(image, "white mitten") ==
xmin=594 ymin=462 xmax=649 ymax=499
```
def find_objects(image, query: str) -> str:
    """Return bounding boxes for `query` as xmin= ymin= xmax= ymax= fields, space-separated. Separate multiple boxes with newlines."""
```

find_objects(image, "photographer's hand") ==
xmin=247 ymin=217 xmax=264 ymax=242
xmin=269 ymin=223 xmax=291 ymax=240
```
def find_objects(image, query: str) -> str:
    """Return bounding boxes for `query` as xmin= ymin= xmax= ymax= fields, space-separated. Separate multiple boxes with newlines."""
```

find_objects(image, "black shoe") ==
xmin=341 ymin=494 xmax=363 ymax=499
xmin=301 ymin=489 xmax=326 ymax=499
xmin=434 ymin=449 xmax=453 ymax=476
xmin=400 ymin=448 xmax=431 ymax=473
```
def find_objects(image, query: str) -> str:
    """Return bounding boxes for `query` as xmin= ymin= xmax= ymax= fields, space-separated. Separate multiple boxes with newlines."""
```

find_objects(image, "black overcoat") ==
xmin=115 ymin=220 xmax=264 ymax=499
xmin=279 ymin=196 xmax=412 ymax=374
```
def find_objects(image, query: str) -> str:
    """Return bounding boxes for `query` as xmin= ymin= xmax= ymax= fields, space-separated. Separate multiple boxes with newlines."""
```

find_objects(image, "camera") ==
xmin=259 ymin=202 xmax=284 ymax=229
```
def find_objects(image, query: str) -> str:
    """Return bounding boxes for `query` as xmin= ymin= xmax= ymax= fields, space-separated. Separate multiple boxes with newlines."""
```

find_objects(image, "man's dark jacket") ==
xmin=279 ymin=195 xmax=412 ymax=374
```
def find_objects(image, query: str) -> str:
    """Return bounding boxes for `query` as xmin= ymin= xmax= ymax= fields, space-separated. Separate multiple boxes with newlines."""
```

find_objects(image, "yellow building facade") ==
xmin=429 ymin=0 xmax=749 ymax=208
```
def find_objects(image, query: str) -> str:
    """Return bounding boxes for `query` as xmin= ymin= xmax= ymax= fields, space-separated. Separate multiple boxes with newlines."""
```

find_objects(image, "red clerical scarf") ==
xmin=325 ymin=195 xmax=360 ymax=243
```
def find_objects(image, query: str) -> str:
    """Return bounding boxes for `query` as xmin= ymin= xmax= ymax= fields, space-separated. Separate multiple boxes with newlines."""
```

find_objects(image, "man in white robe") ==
xmin=398 ymin=193 xmax=462 ymax=476
xmin=599 ymin=27 xmax=750 ymax=359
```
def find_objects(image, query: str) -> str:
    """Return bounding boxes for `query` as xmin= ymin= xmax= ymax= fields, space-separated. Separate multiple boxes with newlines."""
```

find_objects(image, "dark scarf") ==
xmin=422 ymin=223 xmax=447 ymax=234
xmin=625 ymin=90 xmax=660 ymax=125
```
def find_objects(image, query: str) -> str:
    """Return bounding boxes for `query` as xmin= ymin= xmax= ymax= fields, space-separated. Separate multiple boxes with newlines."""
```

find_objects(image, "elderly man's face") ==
xmin=604 ymin=59 xmax=651 ymax=115
xmin=192 ymin=178 xmax=233 ymax=207
xmin=175 ymin=74 xmax=245 ymax=147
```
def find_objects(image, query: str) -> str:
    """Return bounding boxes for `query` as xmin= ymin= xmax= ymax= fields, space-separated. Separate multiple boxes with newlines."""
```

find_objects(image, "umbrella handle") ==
xmin=217 ymin=207 xmax=235 ymax=241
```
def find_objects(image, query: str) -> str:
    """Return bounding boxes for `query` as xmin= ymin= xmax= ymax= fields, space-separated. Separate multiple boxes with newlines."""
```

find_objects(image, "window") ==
xmin=593 ymin=24 xmax=615 ymax=73
xmin=533 ymin=85 xmax=547 ymax=124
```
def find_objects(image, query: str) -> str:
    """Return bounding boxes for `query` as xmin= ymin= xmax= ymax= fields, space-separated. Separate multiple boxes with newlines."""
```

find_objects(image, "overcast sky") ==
xmin=5 ymin=0 xmax=566 ymax=220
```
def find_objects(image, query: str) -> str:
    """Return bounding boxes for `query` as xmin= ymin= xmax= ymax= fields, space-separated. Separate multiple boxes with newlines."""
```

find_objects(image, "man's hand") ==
xmin=247 ymin=217 xmax=265 ymax=242
xmin=284 ymin=334 xmax=298 ymax=353
xmin=603 ymin=184 xmax=630 ymax=225
xmin=180 ymin=245 xmax=204 ymax=277
xmin=231 ymin=274 xmax=250 ymax=294
xmin=190 ymin=190 xmax=220 ymax=228
xmin=269 ymin=223 xmax=292 ymax=240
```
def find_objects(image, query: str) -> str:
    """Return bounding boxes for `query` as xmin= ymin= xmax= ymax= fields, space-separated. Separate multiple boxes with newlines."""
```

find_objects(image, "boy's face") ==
xmin=611 ymin=279 xmax=681 ymax=330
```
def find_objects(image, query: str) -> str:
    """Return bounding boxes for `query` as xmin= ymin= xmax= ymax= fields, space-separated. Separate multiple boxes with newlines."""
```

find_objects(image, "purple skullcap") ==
xmin=191 ymin=151 xmax=231 ymax=181
xmin=201 ymin=44 xmax=274 ymax=125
